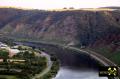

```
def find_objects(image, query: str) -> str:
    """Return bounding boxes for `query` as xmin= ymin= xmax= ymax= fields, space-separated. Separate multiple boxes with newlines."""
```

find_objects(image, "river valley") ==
xmin=15 ymin=42 xmax=108 ymax=79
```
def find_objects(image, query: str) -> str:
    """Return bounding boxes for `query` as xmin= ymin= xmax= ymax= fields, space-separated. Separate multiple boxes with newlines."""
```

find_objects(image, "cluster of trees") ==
xmin=0 ymin=47 xmax=47 ymax=79
xmin=0 ymin=49 xmax=9 ymax=62
xmin=63 ymin=7 xmax=74 ymax=9
xmin=0 ymin=37 xmax=15 ymax=46
xmin=13 ymin=49 xmax=47 ymax=79
xmin=40 ymin=55 xmax=59 ymax=79
xmin=17 ymin=45 xmax=32 ymax=50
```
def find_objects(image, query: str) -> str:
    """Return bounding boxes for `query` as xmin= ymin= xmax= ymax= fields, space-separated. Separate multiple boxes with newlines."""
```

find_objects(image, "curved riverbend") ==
xmin=15 ymin=42 xmax=108 ymax=79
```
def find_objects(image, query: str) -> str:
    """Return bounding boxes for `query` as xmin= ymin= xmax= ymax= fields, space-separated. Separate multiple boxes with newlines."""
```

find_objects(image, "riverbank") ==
xmin=32 ymin=52 xmax=60 ymax=79
xmin=14 ymin=41 xmax=107 ymax=78
xmin=0 ymin=43 xmax=53 ymax=79
xmin=0 ymin=40 xmax=60 ymax=79
xmin=40 ymin=57 xmax=59 ymax=79
xmin=0 ymin=38 xmax=116 ymax=79
xmin=15 ymin=41 xmax=120 ymax=79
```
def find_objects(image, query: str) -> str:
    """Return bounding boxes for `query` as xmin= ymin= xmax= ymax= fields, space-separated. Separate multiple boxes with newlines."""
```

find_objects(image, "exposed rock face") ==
xmin=0 ymin=8 xmax=120 ymax=46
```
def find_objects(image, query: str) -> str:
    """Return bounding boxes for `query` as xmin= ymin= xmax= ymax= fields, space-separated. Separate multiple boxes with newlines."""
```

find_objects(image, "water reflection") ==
xmin=54 ymin=67 xmax=108 ymax=79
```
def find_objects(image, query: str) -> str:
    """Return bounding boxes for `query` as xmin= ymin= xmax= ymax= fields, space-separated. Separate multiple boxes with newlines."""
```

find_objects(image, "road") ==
xmin=65 ymin=46 xmax=120 ymax=78
xmin=66 ymin=47 xmax=116 ymax=66
xmin=32 ymin=51 xmax=52 ymax=79
xmin=15 ymin=41 xmax=120 ymax=78
xmin=0 ymin=68 xmax=21 ymax=72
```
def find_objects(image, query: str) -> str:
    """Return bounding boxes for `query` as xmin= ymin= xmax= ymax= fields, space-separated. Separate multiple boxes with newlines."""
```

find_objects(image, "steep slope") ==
xmin=101 ymin=6 xmax=120 ymax=10
xmin=0 ymin=8 xmax=120 ymax=47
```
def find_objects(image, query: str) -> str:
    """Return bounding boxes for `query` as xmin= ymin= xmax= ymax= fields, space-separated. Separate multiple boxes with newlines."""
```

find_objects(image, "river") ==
xmin=54 ymin=67 xmax=107 ymax=79
xmin=15 ymin=42 xmax=108 ymax=79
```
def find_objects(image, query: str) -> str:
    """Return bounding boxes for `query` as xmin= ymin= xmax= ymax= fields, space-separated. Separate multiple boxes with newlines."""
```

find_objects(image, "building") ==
xmin=0 ymin=42 xmax=8 ymax=49
xmin=0 ymin=59 xmax=3 ymax=62
xmin=8 ymin=48 xmax=20 ymax=57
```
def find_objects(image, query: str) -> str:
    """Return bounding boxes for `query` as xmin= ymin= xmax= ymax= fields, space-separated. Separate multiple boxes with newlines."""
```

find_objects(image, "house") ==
xmin=11 ymin=45 xmax=20 ymax=49
xmin=7 ymin=59 xmax=25 ymax=63
xmin=8 ymin=48 xmax=20 ymax=57
xmin=0 ymin=59 xmax=3 ymax=62
xmin=0 ymin=43 xmax=8 ymax=49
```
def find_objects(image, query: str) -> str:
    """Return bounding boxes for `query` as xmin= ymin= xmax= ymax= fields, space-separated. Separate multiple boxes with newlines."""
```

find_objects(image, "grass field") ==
xmin=90 ymin=46 xmax=120 ymax=65
xmin=0 ymin=75 xmax=18 ymax=79
xmin=110 ymin=52 xmax=120 ymax=65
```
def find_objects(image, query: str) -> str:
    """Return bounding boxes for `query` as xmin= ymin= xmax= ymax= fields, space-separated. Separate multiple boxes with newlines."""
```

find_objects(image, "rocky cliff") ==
xmin=0 ymin=8 xmax=120 ymax=47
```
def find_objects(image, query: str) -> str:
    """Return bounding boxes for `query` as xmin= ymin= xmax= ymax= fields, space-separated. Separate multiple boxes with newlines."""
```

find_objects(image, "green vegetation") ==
xmin=0 ymin=49 xmax=9 ymax=62
xmin=40 ymin=55 xmax=59 ymax=79
xmin=0 ymin=75 xmax=18 ymax=79
xmin=0 ymin=37 xmax=15 ymax=46
xmin=17 ymin=45 xmax=32 ymax=50
xmin=0 ymin=46 xmax=48 ymax=79
xmin=110 ymin=51 xmax=120 ymax=65
xmin=90 ymin=46 xmax=120 ymax=65
xmin=91 ymin=46 xmax=113 ymax=58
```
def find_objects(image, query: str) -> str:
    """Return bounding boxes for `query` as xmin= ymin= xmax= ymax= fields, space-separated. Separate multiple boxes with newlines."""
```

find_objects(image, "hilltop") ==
xmin=0 ymin=7 xmax=119 ymax=48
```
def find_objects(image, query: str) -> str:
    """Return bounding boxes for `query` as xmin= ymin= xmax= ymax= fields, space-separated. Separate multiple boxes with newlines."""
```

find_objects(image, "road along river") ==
xmin=15 ymin=42 xmax=107 ymax=79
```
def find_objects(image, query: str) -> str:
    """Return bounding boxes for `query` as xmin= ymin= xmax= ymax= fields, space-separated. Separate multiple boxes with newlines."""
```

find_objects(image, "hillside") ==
xmin=100 ymin=6 xmax=120 ymax=10
xmin=0 ymin=8 xmax=120 ymax=47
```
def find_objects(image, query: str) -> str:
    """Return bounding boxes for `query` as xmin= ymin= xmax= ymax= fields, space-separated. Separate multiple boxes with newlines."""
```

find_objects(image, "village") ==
xmin=0 ymin=42 xmax=26 ymax=63
xmin=0 ymin=42 xmax=48 ymax=79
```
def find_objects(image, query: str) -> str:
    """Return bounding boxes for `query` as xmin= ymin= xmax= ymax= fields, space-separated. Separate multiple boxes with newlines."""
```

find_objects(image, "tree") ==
xmin=18 ymin=46 xmax=23 ymax=50
xmin=63 ymin=7 xmax=67 ymax=9
xmin=0 ymin=49 xmax=9 ymax=62
xmin=69 ymin=7 xmax=74 ymax=9
xmin=23 ymin=51 xmax=35 ymax=59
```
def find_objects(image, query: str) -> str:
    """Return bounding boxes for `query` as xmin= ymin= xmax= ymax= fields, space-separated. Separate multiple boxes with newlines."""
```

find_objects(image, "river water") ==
xmin=15 ymin=42 xmax=108 ymax=79
xmin=54 ymin=67 xmax=107 ymax=79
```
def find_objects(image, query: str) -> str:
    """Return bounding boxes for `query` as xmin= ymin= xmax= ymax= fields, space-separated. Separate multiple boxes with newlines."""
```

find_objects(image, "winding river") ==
xmin=15 ymin=42 xmax=108 ymax=79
